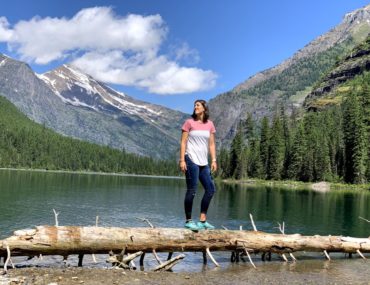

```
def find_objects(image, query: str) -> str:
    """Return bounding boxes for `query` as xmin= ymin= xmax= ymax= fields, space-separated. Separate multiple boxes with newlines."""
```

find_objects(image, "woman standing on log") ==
xmin=179 ymin=99 xmax=217 ymax=230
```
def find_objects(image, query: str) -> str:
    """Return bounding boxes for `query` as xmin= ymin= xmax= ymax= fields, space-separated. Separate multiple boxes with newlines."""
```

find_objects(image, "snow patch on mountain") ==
xmin=0 ymin=58 xmax=7 ymax=67
xmin=37 ymin=64 xmax=163 ymax=117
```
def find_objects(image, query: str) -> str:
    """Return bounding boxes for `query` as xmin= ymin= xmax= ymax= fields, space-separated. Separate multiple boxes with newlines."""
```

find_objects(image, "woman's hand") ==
xmin=179 ymin=131 xmax=188 ymax=173
xmin=179 ymin=160 xmax=187 ymax=173
xmin=211 ymin=161 xmax=217 ymax=173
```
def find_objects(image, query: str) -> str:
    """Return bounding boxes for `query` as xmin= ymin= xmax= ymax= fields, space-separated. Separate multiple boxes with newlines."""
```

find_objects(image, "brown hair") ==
xmin=191 ymin=99 xmax=209 ymax=123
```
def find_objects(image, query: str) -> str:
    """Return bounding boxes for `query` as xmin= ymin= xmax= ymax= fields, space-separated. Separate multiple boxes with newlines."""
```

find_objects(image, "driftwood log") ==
xmin=1 ymin=226 xmax=370 ymax=258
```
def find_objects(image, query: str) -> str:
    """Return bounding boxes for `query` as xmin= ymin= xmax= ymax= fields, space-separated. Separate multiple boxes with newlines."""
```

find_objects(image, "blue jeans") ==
xmin=184 ymin=155 xmax=216 ymax=220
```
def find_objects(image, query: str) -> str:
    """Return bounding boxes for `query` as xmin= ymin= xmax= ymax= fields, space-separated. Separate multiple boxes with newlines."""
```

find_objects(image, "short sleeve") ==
xmin=210 ymin=121 xmax=216 ymax=133
xmin=182 ymin=119 xmax=191 ymax=132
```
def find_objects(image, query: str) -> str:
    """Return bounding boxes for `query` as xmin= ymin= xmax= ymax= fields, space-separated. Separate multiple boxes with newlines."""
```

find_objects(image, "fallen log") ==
xmin=1 ymin=226 xmax=370 ymax=258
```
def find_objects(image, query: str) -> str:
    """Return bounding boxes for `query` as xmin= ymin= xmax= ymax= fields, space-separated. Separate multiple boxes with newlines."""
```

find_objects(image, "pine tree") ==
xmin=229 ymin=121 xmax=245 ymax=179
xmin=245 ymin=113 xmax=255 ymax=144
xmin=281 ymin=106 xmax=292 ymax=179
xmin=342 ymin=91 xmax=366 ymax=184
xmin=313 ymin=130 xmax=332 ymax=181
xmin=248 ymin=140 xmax=263 ymax=178
xmin=300 ymin=114 xmax=315 ymax=182
xmin=287 ymin=122 xmax=306 ymax=180
xmin=267 ymin=113 xmax=284 ymax=180
xmin=325 ymin=107 xmax=344 ymax=181
xmin=244 ymin=113 xmax=261 ymax=177
xmin=259 ymin=116 xmax=270 ymax=178
xmin=218 ymin=148 xmax=231 ymax=178
xmin=361 ymin=80 xmax=370 ymax=182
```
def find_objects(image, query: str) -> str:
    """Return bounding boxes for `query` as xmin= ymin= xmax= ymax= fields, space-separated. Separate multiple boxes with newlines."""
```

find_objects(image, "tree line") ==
xmin=0 ymin=96 xmax=179 ymax=176
xmin=217 ymin=72 xmax=370 ymax=184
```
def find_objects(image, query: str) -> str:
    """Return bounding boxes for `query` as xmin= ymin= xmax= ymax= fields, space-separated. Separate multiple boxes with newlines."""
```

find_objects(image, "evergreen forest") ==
xmin=217 ymin=72 xmax=370 ymax=184
xmin=0 ymin=95 xmax=179 ymax=176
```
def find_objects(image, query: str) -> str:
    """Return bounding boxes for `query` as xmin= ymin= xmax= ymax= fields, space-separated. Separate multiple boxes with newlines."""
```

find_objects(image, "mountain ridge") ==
xmin=0 ymin=54 xmax=187 ymax=159
xmin=209 ymin=4 xmax=370 ymax=146
xmin=304 ymin=34 xmax=370 ymax=110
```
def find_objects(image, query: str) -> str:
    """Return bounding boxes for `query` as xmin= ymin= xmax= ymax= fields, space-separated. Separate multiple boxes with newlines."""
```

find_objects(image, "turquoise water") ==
xmin=0 ymin=169 xmax=369 ymax=272
xmin=1 ymin=169 xmax=370 ymax=238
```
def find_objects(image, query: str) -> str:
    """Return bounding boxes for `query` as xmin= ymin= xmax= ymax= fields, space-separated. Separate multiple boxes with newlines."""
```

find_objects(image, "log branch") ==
xmin=359 ymin=216 xmax=370 ymax=223
xmin=289 ymin=252 xmax=297 ymax=261
xmin=106 ymin=250 xmax=143 ymax=270
xmin=152 ymin=254 xmax=185 ymax=271
xmin=121 ymin=251 xmax=143 ymax=264
xmin=324 ymin=250 xmax=331 ymax=260
xmin=281 ymin=253 xmax=288 ymax=262
xmin=52 ymin=209 xmax=59 ymax=227
xmin=78 ymin=254 xmax=84 ymax=267
xmin=244 ymin=248 xmax=256 ymax=269
xmin=356 ymin=249 xmax=366 ymax=260
xmin=249 ymin=214 xmax=257 ymax=231
xmin=3 ymin=245 xmax=10 ymax=273
xmin=206 ymin=248 xmax=219 ymax=267
xmin=152 ymin=249 xmax=162 ymax=265
xmin=136 ymin=218 xmax=154 ymax=228
xmin=139 ymin=253 xmax=145 ymax=266
xmin=277 ymin=222 xmax=285 ymax=235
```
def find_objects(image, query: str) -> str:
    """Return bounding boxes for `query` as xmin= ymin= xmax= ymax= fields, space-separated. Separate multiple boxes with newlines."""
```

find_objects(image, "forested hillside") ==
xmin=209 ymin=5 xmax=370 ymax=147
xmin=218 ymin=45 xmax=370 ymax=184
xmin=0 ymin=95 xmax=179 ymax=176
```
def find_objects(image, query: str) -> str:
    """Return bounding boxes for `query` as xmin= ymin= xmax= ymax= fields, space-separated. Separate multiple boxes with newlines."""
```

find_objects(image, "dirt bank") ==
xmin=3 ymin=258 xmax=370 ymax=285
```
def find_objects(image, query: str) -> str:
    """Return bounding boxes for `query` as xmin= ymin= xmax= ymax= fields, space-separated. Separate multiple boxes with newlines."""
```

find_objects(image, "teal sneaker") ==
xmin=184 ymin=220 xmax=199 ymax=231
xmin=197 ymin=221 xmax=215 ymax=230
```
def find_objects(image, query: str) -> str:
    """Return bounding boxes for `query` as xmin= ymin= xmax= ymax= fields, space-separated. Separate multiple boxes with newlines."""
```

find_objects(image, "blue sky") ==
xmin=0 ymin=0 xmax=369 ymax=114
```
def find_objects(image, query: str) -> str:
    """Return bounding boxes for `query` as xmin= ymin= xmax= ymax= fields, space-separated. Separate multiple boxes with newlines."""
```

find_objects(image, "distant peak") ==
xmin=62 ymin=63 xmax=83 ymax=73
xmin=364 ymin=4 xmax=370 ymax=11
xmin=343 ymin=4 xmax=370 ymax=21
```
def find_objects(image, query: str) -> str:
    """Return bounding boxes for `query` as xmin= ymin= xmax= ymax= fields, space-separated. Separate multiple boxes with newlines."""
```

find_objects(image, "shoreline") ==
xmin=221 ymin=178 xmax=370 ymax=191
xmin=1 ymin=167 xmax=368 ymax=190
xmin=0 ymin=167 xmax=184 ymax=180
xmin=4 ymin=258 xmax=370 ymax=285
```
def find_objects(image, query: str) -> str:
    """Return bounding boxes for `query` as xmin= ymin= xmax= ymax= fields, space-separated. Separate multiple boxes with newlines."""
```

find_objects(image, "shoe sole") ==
xmin=185 ymin=228 xmax=199 ymax=232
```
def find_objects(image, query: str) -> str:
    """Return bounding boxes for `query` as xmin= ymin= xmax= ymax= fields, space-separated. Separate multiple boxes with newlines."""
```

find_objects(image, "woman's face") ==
xmin=194 ymin=101 xmax=205 ymax=116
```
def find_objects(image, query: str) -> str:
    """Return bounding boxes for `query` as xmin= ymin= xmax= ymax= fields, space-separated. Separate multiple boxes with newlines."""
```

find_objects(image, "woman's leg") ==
xmin=198 ymin=165 xmax=216 ymax=221
xmin=184 ymin=156 xmax=199 ymax=220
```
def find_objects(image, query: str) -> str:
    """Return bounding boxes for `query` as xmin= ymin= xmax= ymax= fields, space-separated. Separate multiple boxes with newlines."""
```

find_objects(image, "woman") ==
xmin=179 ymin=99 xmax=217 ymax=230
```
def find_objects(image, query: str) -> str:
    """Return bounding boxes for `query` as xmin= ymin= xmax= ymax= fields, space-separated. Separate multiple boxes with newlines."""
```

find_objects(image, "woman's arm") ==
xmin=179 ymin=131 xmax=188 ymax=173
xmin=209 ymin=133 xmax=217 ymax=172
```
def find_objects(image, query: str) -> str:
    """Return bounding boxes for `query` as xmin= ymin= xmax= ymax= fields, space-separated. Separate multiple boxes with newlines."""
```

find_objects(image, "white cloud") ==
xmin=0 ymin=17 xmax=13 ymax=41
xmin=0 ymin=7 xmax=217 ymax=94
xmin=173 ymin=42 xmax=200 ymax=64
xmin=72 ymin=51 xmax=217 ymax=94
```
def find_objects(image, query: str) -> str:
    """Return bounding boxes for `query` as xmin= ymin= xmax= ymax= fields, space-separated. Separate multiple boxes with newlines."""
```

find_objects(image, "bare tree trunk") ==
xmin=0 ymin=226 xmax=369 ymax=258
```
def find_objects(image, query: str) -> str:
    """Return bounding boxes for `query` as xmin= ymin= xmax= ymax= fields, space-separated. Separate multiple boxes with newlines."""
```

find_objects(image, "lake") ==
xmin=0 ymin=169 xmax=369 ymax=275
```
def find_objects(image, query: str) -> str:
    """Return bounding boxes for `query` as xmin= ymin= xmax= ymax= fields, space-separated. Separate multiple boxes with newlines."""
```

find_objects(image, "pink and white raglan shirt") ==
xmin=182 ymin=119 xmax=216 ymax=166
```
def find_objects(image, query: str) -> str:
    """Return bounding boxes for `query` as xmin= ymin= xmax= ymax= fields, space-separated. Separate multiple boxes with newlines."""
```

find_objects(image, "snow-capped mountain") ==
xmin=0 ymin=55 xmax=188 ymax=158
xmin=38 ymin=65 xmax=164 ymax=121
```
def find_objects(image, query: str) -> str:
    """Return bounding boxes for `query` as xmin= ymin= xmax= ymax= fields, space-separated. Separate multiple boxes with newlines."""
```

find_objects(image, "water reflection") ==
xmin=0 ymin=169 xmax=369 ymax=240
xmin=214 ymin=183 xmax=370 ymax=237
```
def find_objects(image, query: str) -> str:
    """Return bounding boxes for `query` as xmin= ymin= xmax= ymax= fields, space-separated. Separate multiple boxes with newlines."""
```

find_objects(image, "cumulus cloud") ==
xmin=0 ymin=17 xmax=13 ymax=41
xmin=172 ymin=42 xmax=200 ymax=64
xmin=72 ymin=51 xmax=216 ymax=94
xmin=0 ymin=7 xmax=217 ymax=94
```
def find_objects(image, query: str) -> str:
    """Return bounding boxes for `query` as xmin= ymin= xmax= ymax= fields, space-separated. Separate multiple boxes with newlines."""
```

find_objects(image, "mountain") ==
xmin=304 ymin=35 xmax=370 ymax=110
xmin=0 ymin=95 xmax=178 ymax=175
xmin=209 ymin=4 xmax=370 ymax=146
xmin=0 ymin=55 xmax=188 ymax=159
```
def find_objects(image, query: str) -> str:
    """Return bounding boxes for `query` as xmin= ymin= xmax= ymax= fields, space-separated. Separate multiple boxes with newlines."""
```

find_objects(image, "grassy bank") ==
xmin=220 ymin=178 xmax=370 ymax=191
